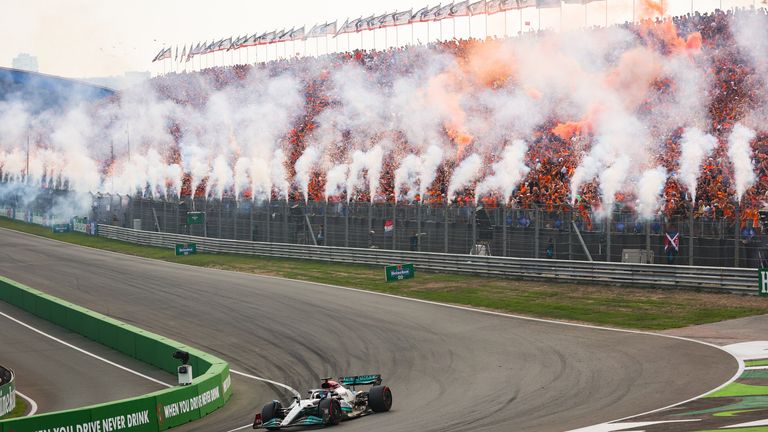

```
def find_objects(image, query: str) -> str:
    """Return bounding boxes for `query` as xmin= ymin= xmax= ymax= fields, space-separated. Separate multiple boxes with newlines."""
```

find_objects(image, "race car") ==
xmin=252 ymin=374 xmax=392 ymax=429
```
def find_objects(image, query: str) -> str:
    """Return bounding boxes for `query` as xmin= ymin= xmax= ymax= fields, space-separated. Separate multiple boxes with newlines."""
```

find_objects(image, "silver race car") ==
xmin=253 ymin=374 xmax=392 ymax=429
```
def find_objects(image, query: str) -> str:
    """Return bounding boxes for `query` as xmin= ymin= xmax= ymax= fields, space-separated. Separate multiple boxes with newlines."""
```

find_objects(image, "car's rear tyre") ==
xmin=318 ymin=397 xmax=342 ymax=426
xmin=368 ymin=385 xmax=392 ymax=412
xmin=261 ymin=400 xmax=283 ymax=430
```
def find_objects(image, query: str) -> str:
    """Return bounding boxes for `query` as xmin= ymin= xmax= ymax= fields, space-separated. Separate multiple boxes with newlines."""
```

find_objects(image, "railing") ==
xmin=0 ymin=366 xmax=14 ymax=419
xmin=97 ymin=225 xmax=758 ymax=294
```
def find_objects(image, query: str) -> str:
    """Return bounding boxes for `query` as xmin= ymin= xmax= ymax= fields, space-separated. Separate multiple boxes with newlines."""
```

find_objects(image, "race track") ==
xmin=0 ymin=228 xmax=737 ymax=432
xmin=0 ymin=301 xmax=168 ymax=413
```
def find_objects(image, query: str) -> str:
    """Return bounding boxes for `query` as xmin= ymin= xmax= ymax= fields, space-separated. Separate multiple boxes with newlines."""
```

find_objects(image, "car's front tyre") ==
xmin=261 ymin=400 xmax=284 ymax=430
xmin=319 ymin=397 xmax=342 ymax=426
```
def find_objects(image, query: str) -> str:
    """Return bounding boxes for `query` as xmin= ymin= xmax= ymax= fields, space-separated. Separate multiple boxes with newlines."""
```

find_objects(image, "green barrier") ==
xmin=0 ymin=276 xmax=232 ymax=432
xmin=0 ymin=367 xmax=14 ymax=418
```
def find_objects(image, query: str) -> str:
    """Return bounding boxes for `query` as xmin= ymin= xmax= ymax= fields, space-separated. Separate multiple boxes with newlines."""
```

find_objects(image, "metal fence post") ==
xmin=568 ymin=210 xmax=573 ymax=260
xmin=444 ymin=204 xmax=449 ymax=253
xmin=368 ymin=202 xmax=373 ymax=248
xmin=345 ymin=202 xmax=349 ymax=247
xmin=735 ymin=206 xmax=740 ymax=267
xmin=283 ymin=199 xmax=289 ymax=243
xmin=203 ymin=199 xmax=208 ymax=237
xmin=606 ymin=215 xmax=611 ymax=262
xmin=218 ymin=199 xmax=223 ymax=238
xmin=503 ymin=206 xmax=508 ymax=257
xmin=249 ymin=202 xmax=254 ymax=241
xmin=233 ymin=199 xmax=238 ymax=240
xmin=534 ymin=208 xmax=540 ymax=258
xmin=323 ymin=201 xmax=328 ymax=246
xmin=266 ymin=200 xmax=271 ymax=243
xmin=689 ymin=210 xmax=694 ymax=266
xmin=417 ymin=202 xmax=422 ymax=251
xmin=392 ymin=202 xmax=397 ymax=250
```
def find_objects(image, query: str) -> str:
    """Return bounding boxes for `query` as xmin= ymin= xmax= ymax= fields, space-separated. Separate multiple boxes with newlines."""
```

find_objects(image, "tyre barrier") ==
xmin=0 ymin=366 xmax=14 ymax=419
xmin=0 ymin=276 xmax=232 ymax=432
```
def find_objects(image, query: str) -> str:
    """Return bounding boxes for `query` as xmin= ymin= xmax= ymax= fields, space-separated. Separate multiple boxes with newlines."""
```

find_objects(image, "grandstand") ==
xmin=1 ymin=6 xmax=768 ymax=267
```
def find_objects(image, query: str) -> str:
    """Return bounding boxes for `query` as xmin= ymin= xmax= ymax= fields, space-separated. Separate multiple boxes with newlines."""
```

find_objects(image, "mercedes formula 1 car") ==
xmin=252 ymin=374 xmax=392 ymax=429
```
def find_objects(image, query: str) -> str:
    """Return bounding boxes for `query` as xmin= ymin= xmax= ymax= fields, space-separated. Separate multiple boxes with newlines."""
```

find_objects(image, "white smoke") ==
xmin=727 ymin=123 xmax=757 ymax=202
xmin=678 ymin=127 xmax=716 ymax=203
xmin=636 ymin=167 xmax=668 ymax=219
xmin=475 ymin=140 xmax=530 ymax=203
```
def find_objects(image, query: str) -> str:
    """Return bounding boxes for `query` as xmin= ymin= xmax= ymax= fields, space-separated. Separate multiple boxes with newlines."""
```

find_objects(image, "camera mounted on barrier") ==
xmin=173 ymin=350 xmax=193 ymax=386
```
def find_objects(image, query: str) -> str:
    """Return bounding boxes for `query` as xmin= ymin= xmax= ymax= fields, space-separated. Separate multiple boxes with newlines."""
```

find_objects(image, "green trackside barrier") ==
xmin=0 ymin=367 xmax=14 ymax=418
xmin=0 ymin=276 xmax=232 ymax=432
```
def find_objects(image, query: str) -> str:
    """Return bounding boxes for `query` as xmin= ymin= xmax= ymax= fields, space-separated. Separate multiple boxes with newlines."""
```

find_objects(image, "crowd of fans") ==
xmin=148 ymin=7 xmax=768 ymax=227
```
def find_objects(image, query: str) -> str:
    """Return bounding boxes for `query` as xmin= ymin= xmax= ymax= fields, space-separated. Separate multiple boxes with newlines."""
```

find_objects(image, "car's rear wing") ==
xmin=338 ymin=374 xmax=382 ymax=386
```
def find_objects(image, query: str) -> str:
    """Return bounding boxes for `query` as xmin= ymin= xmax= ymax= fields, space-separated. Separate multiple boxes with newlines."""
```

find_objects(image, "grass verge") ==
xmin=0 ymin=395 xmax=28 ymax=420
xmin=1 ymin=217 xmax=767 ymax=330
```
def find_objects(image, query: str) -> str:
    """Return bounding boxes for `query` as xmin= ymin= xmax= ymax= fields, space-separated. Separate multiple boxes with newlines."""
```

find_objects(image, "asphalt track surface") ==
xmin=0 ymin=301 xmax=169 ymax=413
xmin=0 ymin=228 xmax=737 ymax=432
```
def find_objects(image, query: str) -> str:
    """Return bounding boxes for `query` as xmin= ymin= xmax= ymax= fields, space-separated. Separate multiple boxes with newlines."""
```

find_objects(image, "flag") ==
xmin=450 ymin=0 xmax=470 ymax=16
xmin=500 ymin=0 xmax=517 ymax=10
xmin=260 ymin=30 xmax=277 ymax=44
xmin=218 ymin=37 xmax=232 ymax=51
xmin=180 ymin=45 xmax=187 ymax=61
xmin=515 ymin=0 xmax=537 ymax=8
xmin=379 ymin=12 xmax=396 ymax=28
xmin=384 ymin=220 xmax=394 ymax=235
xmin=151 ymin=48 xmax=164 ymax=62
xmin=393 ymin=9 xmax=412 ymax=25
xmin=337 ymin=17 xmax=360 ymax=35
xmin=289 ymin=26 xmax=305 ymax=40
xmin=158 ymin=47 xmax=171 ymax=61
xmin=413 ymin=6 xmax=428 ymax=21
xmin=324 ymin=21 xmax=337 ymax=34
xmin=174 ymin=46 xmax=178 ymax=61
xmin=356 ymin=15 xmax=373 ymax=32
xmin=524 ymin=20 xmax=531 ymax=25
xmin=434 ymin=3 xmax=453 ymax=20
xmin=487 ymin=0 xmax=502 ymax=13
xmin=307 ymin=24 xmax=322 ymax=38
xmin=469 ymin=0 xmax=486 ymax=15
xmin=418 ymin=5 xmax=441 ymax=22
xmin=367 ymin=14 xmax=382 ymax=30
xmin=536 ymin=0 xmax=561 ymax=7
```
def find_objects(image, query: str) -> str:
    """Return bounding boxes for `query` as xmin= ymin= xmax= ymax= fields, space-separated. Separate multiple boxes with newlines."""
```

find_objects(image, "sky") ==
xmin=1 ymin=0 xmax=758 ymax=79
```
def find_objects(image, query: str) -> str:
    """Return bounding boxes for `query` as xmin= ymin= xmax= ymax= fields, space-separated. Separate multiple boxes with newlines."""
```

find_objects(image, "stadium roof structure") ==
xmin=0 ymin=67 xmax=115 ymax=112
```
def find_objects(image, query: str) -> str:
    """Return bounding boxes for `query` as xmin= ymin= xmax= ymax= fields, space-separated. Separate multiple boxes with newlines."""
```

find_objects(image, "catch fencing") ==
xmin=97 ymin=224 xmax=757 ymax=294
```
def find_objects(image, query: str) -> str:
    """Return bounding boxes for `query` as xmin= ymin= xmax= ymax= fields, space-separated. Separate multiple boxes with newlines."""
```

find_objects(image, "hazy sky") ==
xmin=2 ymin=0 xmax=755 ymax=78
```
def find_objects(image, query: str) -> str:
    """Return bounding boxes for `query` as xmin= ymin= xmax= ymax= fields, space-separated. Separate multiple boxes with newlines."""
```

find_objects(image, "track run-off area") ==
xmin=0 ymin=228 xmax=737 ymax=431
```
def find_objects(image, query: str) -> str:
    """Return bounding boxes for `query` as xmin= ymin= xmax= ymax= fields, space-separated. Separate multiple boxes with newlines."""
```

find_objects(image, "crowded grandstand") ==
xmin=1 ymin=5 xmax=767 ymax=231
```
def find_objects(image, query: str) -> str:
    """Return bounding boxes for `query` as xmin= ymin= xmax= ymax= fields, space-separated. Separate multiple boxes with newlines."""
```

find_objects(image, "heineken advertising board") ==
xmin=51 ymin=224 xmax=71 ymax=233
xmin=0 ymin=372 xmax=15 ymax=418
xmin=385 ymin=263 xmax=415 ymax=282
xmin=760 ymin=268 xmax=768 ymax=296
xmin=175 ymin=243 xmax=198 ymax=256
xmin=186 ymin=212 xmax=205 ymax=225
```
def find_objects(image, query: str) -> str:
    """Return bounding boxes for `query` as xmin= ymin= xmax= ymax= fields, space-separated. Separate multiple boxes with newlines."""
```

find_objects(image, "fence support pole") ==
xmin=735 ymin=206 xmax=740 ymax=267
xmin=392 ymin=202 xmax=397 ymax=250
xmin=163 ymin=201 xmax=167 ymax=233
xmin=689 ymin=210 xmax=694 ymax=266
xmin=606 ymin=217 xmax=611 ymax=262
xmin=472 ymin=204 xmax=477 ymax=253
xmin=568 ymin=210 xmax=573 ymax=260
xmin=218 ymin=199 xmax=223 ymax=238
xmin=444 ymin=204 xmax=449 ymax=253
xmin=324 ymin=201 xmax=328 ymax=246
xmin=176 ymin=200 xmax=180 ymax=234
xmin=534 ymin=208 xmax=540 ymax=258
xmin=345 ymin=202 xmax=349 ymax=247
xmin=283 ymin=199 xmax=289 ymax=243
xmin=249 ymin=202 xmax=254 ymax=241
xmin=233 ymin=199 xmax=238 ymax=240
xmin=503 ymin=206 xmax=508 ymax=257
xmin=646 ymin=219 xmax=651 ymax=263
xmin=203 ymin=199 xmax=208 ymax=238
xmin=266 ymin=201 xmax=271 ymax=243
xmin=368 ymin=202 xmax=373 ymax=248
xmin=417 ymin=202 xmax=422 ymax=252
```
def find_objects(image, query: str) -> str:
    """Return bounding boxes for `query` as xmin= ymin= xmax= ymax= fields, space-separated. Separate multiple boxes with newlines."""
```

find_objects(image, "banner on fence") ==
xmin=759 ymin=268 xmax=768 ymax=296
xmin=72 ymin=217 xmax=98 ymax=235
xmin=385 ymin=263 xmax=415 ymax=282
xmin=186 ymin=212 xmax=205 ymax=225
xmin=51 ymin=224 xmax=70 ymax=233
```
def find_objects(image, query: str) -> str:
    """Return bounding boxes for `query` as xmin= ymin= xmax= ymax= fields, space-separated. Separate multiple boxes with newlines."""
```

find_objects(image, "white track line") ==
xmin=0 ymin=227 xmax=747 ymax=429
xmin=0 ymin=310 xmax=173 ymax=388
xmin=16 ymin=390 xmax=37 ymax=416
